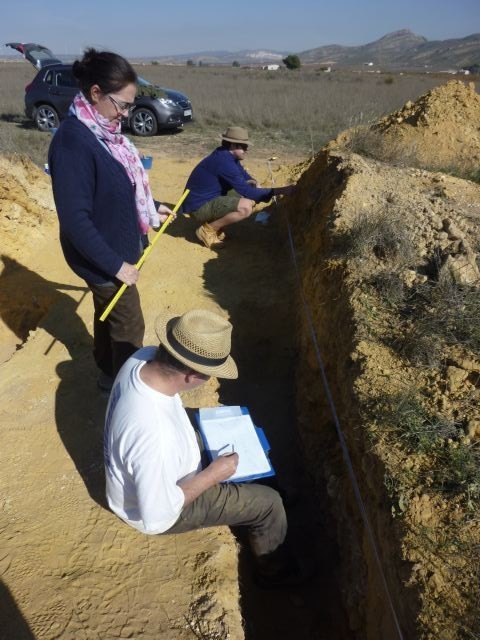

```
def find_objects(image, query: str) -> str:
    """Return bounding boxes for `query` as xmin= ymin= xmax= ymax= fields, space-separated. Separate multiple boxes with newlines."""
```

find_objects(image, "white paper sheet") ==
xmin=198 ymin=408 xmax=271 ymax=481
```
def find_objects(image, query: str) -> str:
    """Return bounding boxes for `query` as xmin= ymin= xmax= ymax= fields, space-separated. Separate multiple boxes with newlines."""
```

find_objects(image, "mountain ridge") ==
xmin=152 ymin=29 xmax=480 ymax=69
xmin=299 ymin=29 xmax=480 ymax=68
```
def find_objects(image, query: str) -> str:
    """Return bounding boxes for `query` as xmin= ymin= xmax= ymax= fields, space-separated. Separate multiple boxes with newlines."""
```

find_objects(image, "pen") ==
xmin=218 ymin=443 xmax=235 ymax=456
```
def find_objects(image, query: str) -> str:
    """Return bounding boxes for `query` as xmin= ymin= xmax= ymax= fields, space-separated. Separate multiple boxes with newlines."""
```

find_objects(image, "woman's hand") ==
xmin=115 ymin=262 xmax=139 ymax=285
xmin=157 ymin=203 xmax=174 ymax=224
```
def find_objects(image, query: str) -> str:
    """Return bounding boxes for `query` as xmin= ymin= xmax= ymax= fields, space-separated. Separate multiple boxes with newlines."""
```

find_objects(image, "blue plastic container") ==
xmin=141 ymin=155 xmax=153 ymax=170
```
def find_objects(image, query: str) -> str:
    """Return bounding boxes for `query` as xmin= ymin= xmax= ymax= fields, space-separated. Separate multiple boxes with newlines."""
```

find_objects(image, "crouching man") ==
xmin=104 ymin=308 xmax=304 ymax=587
xmin=183 ymin=126 xmax=295 ymax=249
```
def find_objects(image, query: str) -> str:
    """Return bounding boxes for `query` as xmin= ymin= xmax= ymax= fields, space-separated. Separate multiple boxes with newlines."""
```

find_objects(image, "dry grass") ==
xmin=0 ymin=62 xmax=51 ymax=166
xmin=333 ymin=208 xmax=416 ymax=267
xmin=0 ymin=60 xmax=451 ymax=162
xmin=342 ymin=125 xmax=423 ymax=169
xmin=398 ymin=270 xmax=480 ymax=361
xmin=378 ymin=387 xmax=480 ymax=506
xmin=140 ymin=64 xmax=448 ymax=155
xmin=344 ymin=124 xmax=480 ymax=183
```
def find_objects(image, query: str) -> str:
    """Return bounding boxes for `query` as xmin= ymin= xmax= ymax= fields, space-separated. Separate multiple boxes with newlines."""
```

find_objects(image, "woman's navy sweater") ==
xmin=48 ymin=117 xmax=142 ymax=285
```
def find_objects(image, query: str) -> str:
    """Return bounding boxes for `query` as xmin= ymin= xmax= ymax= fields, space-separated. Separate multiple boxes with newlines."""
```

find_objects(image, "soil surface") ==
xmin=0 ymin=148 xmax=351 ymax=639
xmin=288 ymin=80 xmax=480 ymax=639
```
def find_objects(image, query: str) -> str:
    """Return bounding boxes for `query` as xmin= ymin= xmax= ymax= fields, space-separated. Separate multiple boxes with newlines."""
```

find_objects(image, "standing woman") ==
xmin=48 ymin=49 xmax=171 ymax=391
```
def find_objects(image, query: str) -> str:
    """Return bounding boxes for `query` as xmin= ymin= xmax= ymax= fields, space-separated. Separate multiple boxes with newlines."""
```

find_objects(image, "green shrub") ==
xmin=282 ymin=54 xmax=301 ymax=70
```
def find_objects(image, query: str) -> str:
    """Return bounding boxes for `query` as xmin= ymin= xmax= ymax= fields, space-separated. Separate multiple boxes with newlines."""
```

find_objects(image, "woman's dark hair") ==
xmin=72 ymin=48 xmax=137 ymax=97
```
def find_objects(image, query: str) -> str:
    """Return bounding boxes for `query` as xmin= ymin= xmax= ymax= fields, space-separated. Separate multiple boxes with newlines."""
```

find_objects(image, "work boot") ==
xmin=195 ymin=223 xmax=224 ymax=249
xmin=253 ymin=543 xmax=315 ymax=589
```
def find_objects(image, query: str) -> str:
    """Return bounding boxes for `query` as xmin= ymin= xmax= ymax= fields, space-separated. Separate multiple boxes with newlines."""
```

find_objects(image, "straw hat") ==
xmin=221 ymin=126 xmax=250 ymax=145
xmin=154 ymin=309 xmax=238 ymax=379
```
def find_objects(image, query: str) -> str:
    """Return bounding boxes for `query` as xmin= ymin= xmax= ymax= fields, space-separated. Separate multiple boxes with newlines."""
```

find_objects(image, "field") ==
xmin=0 ymin=60 xmax=451 ymax=163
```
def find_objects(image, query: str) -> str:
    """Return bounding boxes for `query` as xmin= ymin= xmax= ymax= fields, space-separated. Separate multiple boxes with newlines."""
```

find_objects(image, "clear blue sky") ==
xmin=1 ymin=0 xmax=478 ymax=58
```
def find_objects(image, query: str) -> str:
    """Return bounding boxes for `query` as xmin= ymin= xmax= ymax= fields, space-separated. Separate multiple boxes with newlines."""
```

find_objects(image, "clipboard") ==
xmin=196 ymin=406 xmax=275 ymax=483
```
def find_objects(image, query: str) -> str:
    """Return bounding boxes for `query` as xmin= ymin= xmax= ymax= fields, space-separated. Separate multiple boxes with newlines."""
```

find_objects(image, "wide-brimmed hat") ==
xmin=221 ymin=126 xmax=250 ymax=145
xmin=155 ymin=309 xmax=238 ymax=379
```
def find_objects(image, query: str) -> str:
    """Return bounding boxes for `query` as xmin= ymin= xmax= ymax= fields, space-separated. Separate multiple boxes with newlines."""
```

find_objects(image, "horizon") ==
xmin=1 ymin=0 xmax=479 ymax=58
xmin=2 ymin=29 xmax=479 ymax=61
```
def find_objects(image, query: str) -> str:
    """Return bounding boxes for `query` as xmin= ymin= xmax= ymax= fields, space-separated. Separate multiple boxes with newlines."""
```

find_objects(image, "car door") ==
xmin=50 ymin=68 xmax=78 ymax=112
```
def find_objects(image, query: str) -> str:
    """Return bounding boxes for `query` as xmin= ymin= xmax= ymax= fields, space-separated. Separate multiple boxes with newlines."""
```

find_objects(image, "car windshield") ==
xmin=137 ymin=76 xmax=152 ymax=87
xmin=136 ymin=76 xmax=167 ymax=100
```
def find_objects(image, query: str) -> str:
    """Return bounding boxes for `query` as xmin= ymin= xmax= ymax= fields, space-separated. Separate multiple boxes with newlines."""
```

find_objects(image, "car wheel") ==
xmin=130 ymin=108 xmax=158 ymax=136
xmin=34 ymin=104 xmax=60 ymax=132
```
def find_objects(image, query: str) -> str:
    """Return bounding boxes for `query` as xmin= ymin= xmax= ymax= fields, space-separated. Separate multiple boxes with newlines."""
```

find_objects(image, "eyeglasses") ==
xmin=234 ymin=143 xmax=248 ymax=151
xmin=107 ymin=95 xmax=136 ymax=115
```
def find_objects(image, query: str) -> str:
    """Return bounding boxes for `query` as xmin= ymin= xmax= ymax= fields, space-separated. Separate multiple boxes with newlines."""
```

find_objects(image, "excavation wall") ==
xmin=287 ymin=139 xmax=480 ymax=639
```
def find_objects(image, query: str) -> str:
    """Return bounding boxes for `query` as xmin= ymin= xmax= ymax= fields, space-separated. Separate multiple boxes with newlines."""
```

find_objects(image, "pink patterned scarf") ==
xmin=71 ymin=92 xmax=159 ymax=233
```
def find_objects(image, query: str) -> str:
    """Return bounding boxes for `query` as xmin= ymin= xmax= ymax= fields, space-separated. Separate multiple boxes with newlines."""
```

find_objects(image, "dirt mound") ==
xmin=375 ymin=80 xmax=480 ymax=169
xmin=287 ymin=145 xmax=480 ymax=638
xmin=333 ymin=80 xmax=480 ymax=177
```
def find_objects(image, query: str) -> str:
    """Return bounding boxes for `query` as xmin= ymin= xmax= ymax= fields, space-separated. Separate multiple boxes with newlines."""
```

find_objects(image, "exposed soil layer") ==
xmin=286 ymin=80 xmax=480 ymax=639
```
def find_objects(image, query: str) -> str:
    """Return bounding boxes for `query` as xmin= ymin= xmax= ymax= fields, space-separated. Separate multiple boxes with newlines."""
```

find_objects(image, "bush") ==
xmin=368 ymin=270 xmax=406 ymax=307
xmin=333 ymin=209 xmax=415 ymax=267
xmin=282 ymin=54 xmax=301 ymax=70
xmin=383 ymin=390 xmax=458 ymax=453
xmin=403 ymin=272 xmax=480 ymax=357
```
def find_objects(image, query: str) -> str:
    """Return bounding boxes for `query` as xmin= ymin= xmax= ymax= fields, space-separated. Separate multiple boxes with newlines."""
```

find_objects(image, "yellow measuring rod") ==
xmin=99 ymin=189 xmax=189 ymax=322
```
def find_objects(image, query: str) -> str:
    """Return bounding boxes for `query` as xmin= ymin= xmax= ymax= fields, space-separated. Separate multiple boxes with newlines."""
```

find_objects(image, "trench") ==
xmin=200 ymin=201 xmax=355 ymax=639
xmin=0 ymin=151 xmax=407 ymax=638
xmin=262 ymin=151 xmax=416 ymax=640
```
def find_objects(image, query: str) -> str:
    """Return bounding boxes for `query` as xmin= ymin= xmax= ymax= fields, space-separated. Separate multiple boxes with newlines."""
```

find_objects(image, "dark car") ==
xmin=6 ymin=42 xmax=193 ymax=136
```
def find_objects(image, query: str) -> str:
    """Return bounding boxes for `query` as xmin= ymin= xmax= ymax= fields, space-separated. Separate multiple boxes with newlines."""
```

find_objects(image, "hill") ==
xmin=145 ymin=49 xmax=286 ymax=65
xmin=299 ymin=29 xmax=480 ymax=69
xmin=144 ymin=30 xmax=480 ymax=70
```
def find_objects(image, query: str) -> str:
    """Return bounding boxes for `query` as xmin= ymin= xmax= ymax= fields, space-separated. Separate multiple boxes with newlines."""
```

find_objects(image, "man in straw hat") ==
xmin=183 ymin=126 xmax=295 ymax=249
xmin=104 ymin=308 xmax=306 ymax=587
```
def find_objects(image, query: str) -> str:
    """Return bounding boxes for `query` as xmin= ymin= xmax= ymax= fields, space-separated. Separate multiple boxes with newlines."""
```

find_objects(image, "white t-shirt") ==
xmin=104 ymin=347 xmax=201 ymax=534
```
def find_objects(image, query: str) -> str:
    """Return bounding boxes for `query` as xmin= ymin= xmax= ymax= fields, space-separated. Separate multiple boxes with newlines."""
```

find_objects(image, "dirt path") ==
xmin=0 ymin=150 xmax=350 ymax=639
